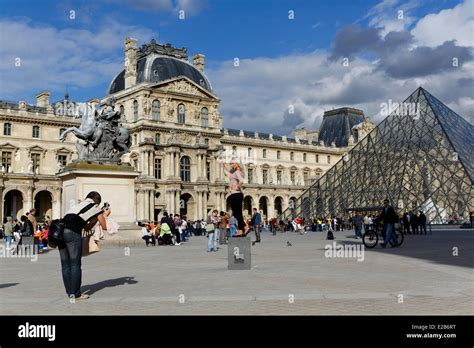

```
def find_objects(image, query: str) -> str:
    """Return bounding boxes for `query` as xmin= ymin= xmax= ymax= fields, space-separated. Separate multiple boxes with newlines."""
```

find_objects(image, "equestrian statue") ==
xmin=59 ymin=97 xmax=131 ymax=163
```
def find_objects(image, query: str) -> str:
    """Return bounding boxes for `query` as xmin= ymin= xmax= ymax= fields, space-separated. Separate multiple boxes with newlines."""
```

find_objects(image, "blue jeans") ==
xmin=382 ymin=223 xmax=398 ymax=247
xmin=4 ymin=235 xmax=13 ymax=247
xmin=230 ymin=225 xmax=237 ymax=237
xmin=355 ymin=225 xmax=362 ymax=237
xmin=207 ymin=231 xmax=217 ymax=251
xmin=58 ymin=228 xmax=83 ymax=297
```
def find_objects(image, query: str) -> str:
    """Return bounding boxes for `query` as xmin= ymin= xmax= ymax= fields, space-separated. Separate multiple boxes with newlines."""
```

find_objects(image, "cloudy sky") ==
xmin=0 ymin=0 xmax=472 ymax=135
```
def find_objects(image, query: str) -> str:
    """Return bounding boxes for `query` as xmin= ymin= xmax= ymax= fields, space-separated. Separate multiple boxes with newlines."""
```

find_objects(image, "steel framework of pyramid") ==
xmin=280 ymin=87 xmax=474 ymax=224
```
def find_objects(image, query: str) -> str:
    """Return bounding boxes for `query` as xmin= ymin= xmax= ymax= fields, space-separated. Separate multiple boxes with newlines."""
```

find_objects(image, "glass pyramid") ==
xmin=281 ymin=87 xmax=474 ymax=224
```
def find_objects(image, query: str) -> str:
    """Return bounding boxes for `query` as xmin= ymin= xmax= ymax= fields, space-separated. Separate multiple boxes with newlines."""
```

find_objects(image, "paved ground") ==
xmin=0 ymin=229 xmax=472 ymax=315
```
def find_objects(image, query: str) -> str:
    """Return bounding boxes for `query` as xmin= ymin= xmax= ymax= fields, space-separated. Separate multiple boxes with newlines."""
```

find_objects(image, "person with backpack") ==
xmin=3 ymin=216 xmax=14 ymax=251
xmin=58 ymin=191 xmax=106 ymax=300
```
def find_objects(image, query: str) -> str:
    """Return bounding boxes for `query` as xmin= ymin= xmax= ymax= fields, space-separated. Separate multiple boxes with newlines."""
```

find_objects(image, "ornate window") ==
xmin=154 ymin=158 xmax=162 ymax=179
xmin=290 ymin=152 xmax=294 ymax=161
xmin=155 ymin=133 xmax=160 ymax=145
xmin=247 ymin=168 xmax=253 ymax=184
xmin=290 ymin=171 xmax=296 ymax=185
xmin=262 ymin=169 xmax=268 ymax=185
xmin=180 ymin=156 xmax=191 ymax=182
xmin=4 ymin=123 xmax=11 ymax=136
xmin=201 ymin=107 xmax=208 ymax=127
xmin=206 ymin=161 xmax=211 ymax=181
xmin=303 ymin=153 xmax=307 ymax=162
xmin=133 ymin=100 xmax=138 ymax=121
xmin=304 ymin=171 xmax=309 ymax=185
xmin=277 ymin=150 xmax=281 ymax=160
xmin=152 ymin=100 xmax=160 ymax=120
xmin=120 ymin=105 xmax=125 ymax=117
xmin=31 ymin=153 xmax=41 ymax=173
xmin=1 ymin=151 xmax=12 ymax=172
xmin=178 ymin=103 xmax=185 ymax=124
xmin=248 ymin=148 xmax=252 ymax=158
xmin=32 ymin=125 xmax=40 ymax=138
xmin=262 ymin=149 xmax=267 ymax=159
xmin=58 ymin=154 xmax=67 ymax=167
xmin=277 ymin=170 xmax=282 ymax=184
xmin=232 ymin=146 xmax=237 ymax=156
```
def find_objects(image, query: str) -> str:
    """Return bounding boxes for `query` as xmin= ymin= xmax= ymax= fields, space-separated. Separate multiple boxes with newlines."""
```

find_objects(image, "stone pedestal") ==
xmin=58 ymin=162 xmax=141 ymax=244
xmin=227 ymin=236 xmax=251 ymax=270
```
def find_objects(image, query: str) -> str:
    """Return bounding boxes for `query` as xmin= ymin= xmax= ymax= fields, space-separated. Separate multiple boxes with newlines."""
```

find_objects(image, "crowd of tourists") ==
xmin=0 ymin=208 xmax=51 ymax=252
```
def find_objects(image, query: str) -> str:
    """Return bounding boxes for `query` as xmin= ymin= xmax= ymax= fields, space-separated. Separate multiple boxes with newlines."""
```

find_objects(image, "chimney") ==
xmin=35 ymin=91 xmax=50 ymax=107
xmin=193 ymin=54 xmax=205 ymax=72
xmin=124 ymin=37 xmax=137 ymax=89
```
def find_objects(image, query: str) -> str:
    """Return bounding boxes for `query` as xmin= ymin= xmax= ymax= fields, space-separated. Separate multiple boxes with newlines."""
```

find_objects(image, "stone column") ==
xmin=196 ymin=191 xmax=202 ymax=219
xmin=202 ymin=191 xmax=208 ymax=217
xmin=174 ymin=152 xmax=180 ymax=178
xmin=167 ymin=152 xmax=173 ymax=177
xmin=143 ymin=189 xmax=149 ymax=220
xmin=197 ymin=154 xmax=201 ymax=180
xmin=136 ymin=190 xmax=143 ymax=220
xmin=267 ymin=195 xmax=275 ymax=219
xmin=134 ymin=189 xmax=139 ymax=221
xmin=149 ymin=151 xmax=153 ymax=177
xmin=0 ymin=184 xmax=4 ymax=223
xmin=149 ymin=190 xmax=155 ymax=221
xmin=175 ymin=190 xmax=180 ymax=215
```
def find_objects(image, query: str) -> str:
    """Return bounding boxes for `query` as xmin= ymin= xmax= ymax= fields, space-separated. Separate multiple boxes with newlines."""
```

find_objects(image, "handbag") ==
xmin=206 ymin=223 xmax=215 ymax=233
xmin=47 ymin=219 xmax=65 ymax=248
xmin=82 ymin=234 xmax=100 ymax=257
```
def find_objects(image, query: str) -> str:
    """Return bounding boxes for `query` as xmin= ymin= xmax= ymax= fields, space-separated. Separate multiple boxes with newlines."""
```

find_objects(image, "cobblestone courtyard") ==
xmin=1 ymin=229 xmax=472 ymax=315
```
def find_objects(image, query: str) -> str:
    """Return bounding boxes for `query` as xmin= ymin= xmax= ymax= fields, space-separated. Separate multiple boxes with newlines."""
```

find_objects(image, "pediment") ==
xmin=155 ymin=77 xmax=217 ymax=100
xmin=0 ymin=142 xmax=19 ymax=151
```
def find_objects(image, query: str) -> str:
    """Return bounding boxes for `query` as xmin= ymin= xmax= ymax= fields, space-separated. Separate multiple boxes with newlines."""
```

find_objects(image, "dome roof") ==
xmin=108 ymin=54 xmax=212 ymax=94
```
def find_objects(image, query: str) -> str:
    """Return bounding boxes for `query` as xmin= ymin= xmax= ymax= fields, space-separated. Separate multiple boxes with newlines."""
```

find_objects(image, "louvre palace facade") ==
xmin=0 ymin=38 xmax=375 ymax=222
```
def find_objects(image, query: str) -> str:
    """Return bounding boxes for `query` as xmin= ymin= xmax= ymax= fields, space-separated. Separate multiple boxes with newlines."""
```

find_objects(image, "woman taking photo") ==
xmin=59 ymin=191 xmax=106 ymax=300
xmin=224 ymin=160 xmax=248 ymax=236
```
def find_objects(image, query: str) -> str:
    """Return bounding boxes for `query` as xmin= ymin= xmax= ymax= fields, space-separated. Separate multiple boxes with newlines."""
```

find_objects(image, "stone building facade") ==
xmin=0 ymin=38 xmax=374 ymax=223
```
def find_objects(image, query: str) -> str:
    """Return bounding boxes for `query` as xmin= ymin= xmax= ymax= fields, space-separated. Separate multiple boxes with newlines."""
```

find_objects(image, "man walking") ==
xmin=352 ymin=212 xmax=363 ymax=239
xmin=419 ymin=211 xmax=427 ymax=235
xmin=379 ymin=198 xmax=399 ymax=248
xmin=250 ymin=208 xmax=262 ymax=245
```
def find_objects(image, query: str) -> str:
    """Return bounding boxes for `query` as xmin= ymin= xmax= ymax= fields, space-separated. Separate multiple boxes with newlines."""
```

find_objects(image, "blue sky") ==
xmin=0 ymin=0 xmax=472 ymax=134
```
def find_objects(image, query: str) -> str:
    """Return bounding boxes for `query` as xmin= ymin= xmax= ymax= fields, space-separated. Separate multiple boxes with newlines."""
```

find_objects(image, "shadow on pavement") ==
xmin=0 ymin=283 xmax=19 ymax=289
xmin=329 ymin=230 xmax=473 ymax=269
xmin=82 ymin=276 xmax=138 ymax=295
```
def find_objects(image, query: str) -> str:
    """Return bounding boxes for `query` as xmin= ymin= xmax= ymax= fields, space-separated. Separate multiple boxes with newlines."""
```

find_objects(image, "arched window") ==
xmin=155 ymin=133 xmax=160 ymax=145
xmin=133 ymin=100 xmax=138 ymax=121
xmin=201 ymin=107 xmax=208 ymax=127
xmin=4 ymin=123 xmax=11 ymax=136
xmin=119 ymin=105 xmax=125 ymax=117
xmin=178 ymin=103 xmax=185 ymax=124
xmin=152 ymin=100 xmax=160 ymax=120
xmin=180 ymin=156 xmax=191 ymax=182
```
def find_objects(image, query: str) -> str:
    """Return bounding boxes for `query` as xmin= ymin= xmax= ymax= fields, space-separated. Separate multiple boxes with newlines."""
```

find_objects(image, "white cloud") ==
xmin=208 ymin=49 xmax=473 ymax=136
xmin=411 ymin=0 xmax=474 ymax=47
xmin=365 ymin=0 xmax=419 ymax=36
xmin=0 ymin=18 xmax=155 ymax=102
